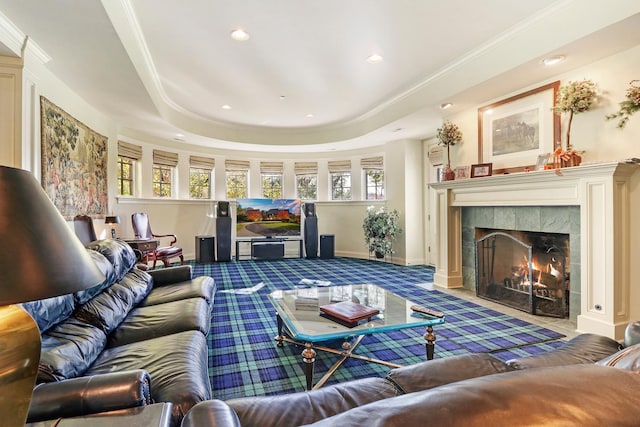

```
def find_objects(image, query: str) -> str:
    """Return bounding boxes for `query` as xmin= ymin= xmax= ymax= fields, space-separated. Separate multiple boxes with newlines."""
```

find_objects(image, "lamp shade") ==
xmin=105 ymin=215 xmax=120 ymax=224
xmin=0 ymin=166 xmax=105 ymax=305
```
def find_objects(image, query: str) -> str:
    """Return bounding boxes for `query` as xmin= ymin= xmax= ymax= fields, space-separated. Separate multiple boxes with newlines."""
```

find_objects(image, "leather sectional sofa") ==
xmin=182 ymin=328 xmax=640 ymax=426
xmin=22 ymin=239 xmax=215 ymax=427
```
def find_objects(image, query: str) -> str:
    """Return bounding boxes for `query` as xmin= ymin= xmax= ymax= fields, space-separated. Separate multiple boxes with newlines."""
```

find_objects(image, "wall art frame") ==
xmin=40 ymin=96 xmax=108 ymax=219
xmin=478 ymin=81 xmax=560 ymax=174
xmin=470 ymin=162 xmax=493 ymax=178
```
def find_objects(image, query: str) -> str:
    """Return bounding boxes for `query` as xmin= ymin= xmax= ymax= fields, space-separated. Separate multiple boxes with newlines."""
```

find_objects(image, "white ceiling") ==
xmin=1 ymin=1 xmax=639 ymax=152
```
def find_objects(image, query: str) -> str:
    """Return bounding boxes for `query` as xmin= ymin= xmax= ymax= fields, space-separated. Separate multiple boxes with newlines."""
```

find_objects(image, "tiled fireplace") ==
xmin=430 ymin=162 xmax=640 ymax=340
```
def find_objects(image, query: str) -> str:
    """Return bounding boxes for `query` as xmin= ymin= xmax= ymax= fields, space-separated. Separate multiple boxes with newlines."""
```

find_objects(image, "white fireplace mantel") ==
xmin=430 ymin=161 xmax=640 ymax=340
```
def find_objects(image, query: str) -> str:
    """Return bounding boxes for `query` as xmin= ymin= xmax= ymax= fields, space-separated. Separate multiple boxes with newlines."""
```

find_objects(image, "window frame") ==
xmin=330 ymin=171 xmax=352 ymax=201
xmin=226 ymin=170 xmax=248 ymax=199
xmin=189 ymin=167 xmax=212 ymax=199
xmin=152 ymin=163 xmax=174 ymax=198
xmin=364 ymin=168 xmax=385 ymax=200
xmin=296 ymin=173 xmax=318 ymax=200
xmin=261 ymin=172 xmax=283 ymax=198
xmin=117 ymin=155 xmax=135 ymax=196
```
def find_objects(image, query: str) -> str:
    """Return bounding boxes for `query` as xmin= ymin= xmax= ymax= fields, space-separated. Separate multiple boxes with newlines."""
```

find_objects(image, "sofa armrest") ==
xmin=148 ymin=265 xmax=192 ymax=286
xmin=181 ymin=400 xmax=241 ymax=427
xmin=27 ymin=370 xmax=151 ymax=423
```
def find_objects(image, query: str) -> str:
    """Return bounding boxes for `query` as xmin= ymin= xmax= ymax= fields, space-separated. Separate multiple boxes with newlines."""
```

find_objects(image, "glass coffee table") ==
xmin=267 ymin=284 xmax=446 ymax=390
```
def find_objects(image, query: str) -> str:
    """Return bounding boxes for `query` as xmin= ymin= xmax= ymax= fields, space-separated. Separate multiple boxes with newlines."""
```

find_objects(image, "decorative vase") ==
xmin=375 ymin=251 xmax=385 ymax=259
xmin=443 ymin=167 xmax=455 ymax=181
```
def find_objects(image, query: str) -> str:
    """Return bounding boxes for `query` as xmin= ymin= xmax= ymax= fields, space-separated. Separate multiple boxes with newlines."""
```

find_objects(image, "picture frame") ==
xmin=470 ymin=163 xmax=493 ymax=178
xmin=535 ymin=153 xmax=550 ymax=171
xmin=454 ymin=165 xmax=470 ymax=180
xmin=478 ymin=81 xmax=560 ymax=174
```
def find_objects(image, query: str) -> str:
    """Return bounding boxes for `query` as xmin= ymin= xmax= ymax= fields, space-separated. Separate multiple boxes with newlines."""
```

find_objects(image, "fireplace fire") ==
xmin=475 ymin=228 xmax=569 ymax=318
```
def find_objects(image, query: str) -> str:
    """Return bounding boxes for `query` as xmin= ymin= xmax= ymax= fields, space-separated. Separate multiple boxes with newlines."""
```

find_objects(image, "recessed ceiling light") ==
xmin=440 ymin=103 xmax=453 ymax=110
xmin=280 ymin=95 xmax=286 ymax=100
xmin=391 ymin=127 xmax=403 ymax=132
xmin=542 ymin=55 xmax=565 ymax=66
xmin=366 ymin=54 xmax=384 ymax=64
xmin=221 ymin=104 xmax=232 ymax=110
xmin=306 ymin=113 xmax=314 ymax=118
xmin=230 ymin=29 xmax=250 ymax=41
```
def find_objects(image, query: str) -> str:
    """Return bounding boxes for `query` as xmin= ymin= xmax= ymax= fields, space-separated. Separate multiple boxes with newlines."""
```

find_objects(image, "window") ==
xmin=260 ymin=161 xmax=284 ymax=198
xmin=116 ymin=140 xmax=141 ymax=196
xmin=328 ymin=160 xmax=352 ymax=200
xmin=331 ymin=172 xmax=351 ymax=200
xmin=226 ymin=171 xmax=247 ymax=198
xmin=152 ymin=149 xmax=178 ymax=198
xmin=262 ymin=174 xmax=282 ymax=198
xmin=189 ymin=155 xmax=215 ymax=199
xmin=152 ymin=164 xmax=173 ymax=197
xmin=365 ymin=170 xmax=385 ymax=200
xmin=361 ymin=156 xmax=385 ymax=200
xmin=294 ymin=161 xmax=318 ymax=200
xmin=189 ymin=168 xmax=211 ymax=198
xmin=117 ymin=156 xmax=134 ymax=196
xmin=296 ymin=174 xmax=317 ymax=200
xmin=225 ymin=160 xmax=250 ymax=199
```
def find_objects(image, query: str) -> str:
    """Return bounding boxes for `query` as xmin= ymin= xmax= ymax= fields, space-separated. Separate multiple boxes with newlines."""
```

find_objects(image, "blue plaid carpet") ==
xmin=190 ymin=257 xmax=566 ymax=400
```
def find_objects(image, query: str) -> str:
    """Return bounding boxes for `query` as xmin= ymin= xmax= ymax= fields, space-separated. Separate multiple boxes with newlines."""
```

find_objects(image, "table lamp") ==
xmin=105 ymin=215 xmax=121 ymax=238
xmin=0 ymin=165 xmax=105 ymax=425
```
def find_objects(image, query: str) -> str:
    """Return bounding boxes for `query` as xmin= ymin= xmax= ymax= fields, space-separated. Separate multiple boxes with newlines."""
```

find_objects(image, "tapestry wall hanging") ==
xmin=40 ymin=96 xmax=108 ymax=219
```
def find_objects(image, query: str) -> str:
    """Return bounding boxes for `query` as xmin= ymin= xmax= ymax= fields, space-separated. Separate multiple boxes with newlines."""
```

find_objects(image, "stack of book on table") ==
xmin=319 ymin=300 xmax=380 ymax=327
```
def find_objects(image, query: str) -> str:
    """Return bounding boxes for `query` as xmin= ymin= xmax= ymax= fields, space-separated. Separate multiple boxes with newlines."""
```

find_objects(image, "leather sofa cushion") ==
xmin=22 ymin=294 xmax=75 ymax=333
xmin=596 ymin=343 xmax=640 ymax=370
xmin=87 ymin=239 xmax=137 ymax=282
xmin=38 ymin=318 xmax=107 ymax=382
xmin=140 ymin=276 xmax=215 ymax=307
xmin=386 ymin=353 xmax=513 ymax=394
xmin=74 ymin=269 xmax=152 ymax=334
xmin=107 ymin=297 xmax=211 ymax=348
xmin=227 ymin=377 xmax=399 ymax=427
xmin=506 ymin=333 xmax=620 ymax=369
xmin=302 ymin=365 xmax=640 ymax=427
xmin=74 ymin=250 xmax=118 ymax=305
xmin=86 ymin=330 xmax=211 ymax=426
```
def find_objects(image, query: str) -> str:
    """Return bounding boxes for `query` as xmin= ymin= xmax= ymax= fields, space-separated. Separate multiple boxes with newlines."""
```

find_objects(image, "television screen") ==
xmin=236 ymin=198 xmax=302 ymax=238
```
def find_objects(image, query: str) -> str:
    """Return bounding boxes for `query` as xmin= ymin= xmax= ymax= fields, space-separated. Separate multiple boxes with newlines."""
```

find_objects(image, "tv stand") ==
xmin=235 ymin=237 xmax=303 ymax=261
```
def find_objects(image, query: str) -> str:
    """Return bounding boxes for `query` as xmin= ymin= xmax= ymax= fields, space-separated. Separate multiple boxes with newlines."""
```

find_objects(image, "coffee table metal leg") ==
xmin=275 ymin=313 xmax=284 ymax=347
xmin=302 ymin=343 xmax=316 ymax=391
xmin=424 ymin=325 xmax=436 ymax=360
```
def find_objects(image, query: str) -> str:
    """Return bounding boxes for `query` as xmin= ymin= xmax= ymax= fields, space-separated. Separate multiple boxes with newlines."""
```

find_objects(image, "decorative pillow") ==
xmin=21 ymin=294 xmax=75 ymax=333
xmin=86 ymin=239 xmax=137 ymax=282
xmin=38 ymin=318 xmax=107 ymax=382
xmin=74 ymin=250 xmax=118 ymax=305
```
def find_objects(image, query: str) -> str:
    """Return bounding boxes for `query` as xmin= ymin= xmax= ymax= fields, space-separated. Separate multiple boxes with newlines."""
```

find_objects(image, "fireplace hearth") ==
xmin=475 ymin=228 xmax=569 ymax=318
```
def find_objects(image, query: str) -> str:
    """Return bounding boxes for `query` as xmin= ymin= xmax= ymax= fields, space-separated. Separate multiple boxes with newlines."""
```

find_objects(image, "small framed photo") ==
xmin=535 ymin=153 xmax=550 ymax=171
xmin=470 ymin=163 xmax=493 ymax=178
xmin=454 ymin=165 xmax=470 ymax=179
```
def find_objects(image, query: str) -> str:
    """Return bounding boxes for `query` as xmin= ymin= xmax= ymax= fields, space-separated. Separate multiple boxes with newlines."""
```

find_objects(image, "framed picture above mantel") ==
xmin=478 ymin=81 xmax=561 ymax=174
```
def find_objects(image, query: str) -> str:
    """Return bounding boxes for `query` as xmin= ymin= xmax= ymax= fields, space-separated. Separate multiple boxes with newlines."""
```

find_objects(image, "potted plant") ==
xmin=552 ymin=79 xmax=597 ymax=166
xmin=362 ymin=206 xmax=402 ymax=258
xmin=606 ymin=80 xmax=640 ymax=129
xmin=436 ymin=120 xmax=463 ymax=180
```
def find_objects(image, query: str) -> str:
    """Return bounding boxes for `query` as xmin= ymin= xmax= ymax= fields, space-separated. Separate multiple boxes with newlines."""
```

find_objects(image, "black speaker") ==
xmin=304 ymin=202 xmax=316 ymax=217
xmin=216 ymin=216 xmax=232 ymax=262
xmin=217 ymin=201 xmax=230 ymax=217
xmin=320 ymin=234 xmax=335 ymax=259
xmin=195 ymin=235 xmax=215 ymax=263
xmin=304 ymin=216 xmax=318 ymax=259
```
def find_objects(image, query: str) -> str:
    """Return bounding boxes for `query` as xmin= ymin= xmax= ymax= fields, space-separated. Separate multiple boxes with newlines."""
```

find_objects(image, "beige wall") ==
xmin=0 ymin=55 xmax=22 ymax=167
xmin=9 ymin=36 xmax=640 ymax=265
